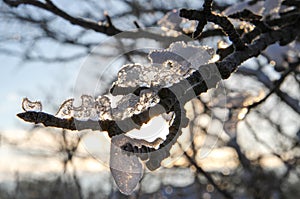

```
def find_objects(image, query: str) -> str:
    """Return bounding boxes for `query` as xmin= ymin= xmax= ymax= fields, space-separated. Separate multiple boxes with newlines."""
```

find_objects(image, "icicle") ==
xmin=110 ymin=134 xmax=144 ymax=195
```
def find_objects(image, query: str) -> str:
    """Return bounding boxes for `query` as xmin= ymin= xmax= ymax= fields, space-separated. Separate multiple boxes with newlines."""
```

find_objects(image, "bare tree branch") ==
xmin=3 ymin=0 xmax=122 ymax=36
xmin=238 ymin=66 xmax=300 ymax=114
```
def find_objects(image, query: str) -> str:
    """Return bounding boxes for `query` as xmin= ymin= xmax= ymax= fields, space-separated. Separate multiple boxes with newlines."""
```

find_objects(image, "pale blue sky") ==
xmin=0 ymin=53 xmax=80 ymax=130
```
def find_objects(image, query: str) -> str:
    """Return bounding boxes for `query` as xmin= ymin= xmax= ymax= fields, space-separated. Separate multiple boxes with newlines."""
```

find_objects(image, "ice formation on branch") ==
xmin=110 ymin=134 xmax=144 ymax=195
xmin=112 ymin=90 xmax=160 ymax=120
xmin=110 ymin=134 xmax=164 ymax=195
xmin=55 ymin=91 xmax=159 ymax=121
xmin=19 ymin=36 xmax=215 ymax=197
xmin=22 ymin=98 xmax=42 ymax=112
xmin=56 ymin=95 xmax=111 ymax=120
xmin=158 ymin=10 xmax=196 ymax=35
xmin=115 ymin=41 xmax=214 ymax=88
xmin=52 ymin=41 xmax=214 ymax=121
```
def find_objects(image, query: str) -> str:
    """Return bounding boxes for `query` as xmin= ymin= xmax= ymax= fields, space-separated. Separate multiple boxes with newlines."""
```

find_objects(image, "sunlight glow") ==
xmin=126 ymin=115 xmax=169 ymax=142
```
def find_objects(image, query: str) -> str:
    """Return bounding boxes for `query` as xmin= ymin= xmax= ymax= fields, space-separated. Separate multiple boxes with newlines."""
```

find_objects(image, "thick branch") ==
xmin=216 ymin=20 xmax=300 ymax=79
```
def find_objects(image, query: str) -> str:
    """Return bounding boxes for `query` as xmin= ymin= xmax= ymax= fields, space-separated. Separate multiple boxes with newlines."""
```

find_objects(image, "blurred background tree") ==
xmin=0 ymin=0 xmax=299 ymax=198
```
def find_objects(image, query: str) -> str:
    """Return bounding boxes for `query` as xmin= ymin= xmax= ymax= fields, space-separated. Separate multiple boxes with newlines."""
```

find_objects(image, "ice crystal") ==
xmin=112 ymin=90 xmax=160 ymax=120
xmin=22 ymin=98 xmax=42 ymax=112
xmin=117 ymin=64 xmax=144 ymax=87
xmin=95 ymin=96 xmax=112 ymax=120
xmin=110 ymin=134 xmax=165 ymax=195
xmin=115 ymin=41 xmax=214 ymax=89
xmin=158 ymin=10 xmax=197 ymax=35
xmin=110 ymin=134 xmax=144 ymax=195
xmin=56 ymin=95 xmax=96 ymax=120
xmin=55 ymin=42 xmax=213 ymax=121
xmin=112 ymin=94 xmax=139 ymax=120
xmin=56 ymin=95 xmax=110 ymax=120
xmin=56 ymin=99 xmax=74 ymax=118
xmin=55 ymin=90 xmax=159 ymax=121
xmin=149 ymin=41 xmax=214 ymax=69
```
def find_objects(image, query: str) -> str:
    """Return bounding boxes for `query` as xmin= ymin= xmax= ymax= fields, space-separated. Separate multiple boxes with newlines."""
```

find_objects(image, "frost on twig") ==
xmin=55 ymin=91 xmax=160 ymax=121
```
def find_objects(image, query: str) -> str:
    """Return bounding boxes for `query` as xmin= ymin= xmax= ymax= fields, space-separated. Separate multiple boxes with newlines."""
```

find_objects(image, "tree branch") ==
xmin=17 ymin=18 xmax=300 ymax=131
xmin=3 ymin=0 xmax=190 ymax=43
xmin=180 ymin=7 xmax=246 ymax=50
xmin=183 ymin=151 xmax=233 ymax=199
xmin=216 ymin=19 xmax=300 ymax=79
xmin=244 ymin=61 xmax=298 ymax=110
xmin=237 ymin=66 xmax=300 ymax=114
xmin=3 ymin=0 xmax=121 ymax=36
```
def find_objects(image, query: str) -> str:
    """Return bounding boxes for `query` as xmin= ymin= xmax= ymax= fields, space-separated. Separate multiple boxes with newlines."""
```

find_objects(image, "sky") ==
xmin=0 ymin=53 xmax=80 ymax=131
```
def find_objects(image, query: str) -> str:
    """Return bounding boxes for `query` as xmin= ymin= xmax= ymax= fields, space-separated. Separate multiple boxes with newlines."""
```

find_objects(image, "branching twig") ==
xmin=180 ymin=1 xmax=246 ymax=50
xmin=244 ymin=61 xmax=298 ymax=112
xmin=216 ymin=19 xmax=300 ymax=79
xmin=238 ymin=66 xmax=300 ymax=114
xmin=183 ymin=151 xmax=233 ymax=199
xmin=3 ymin=0 xmax=122 ymax=36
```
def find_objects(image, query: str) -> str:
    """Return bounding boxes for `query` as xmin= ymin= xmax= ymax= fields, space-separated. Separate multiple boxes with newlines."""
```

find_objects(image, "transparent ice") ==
xmin=55 ymin=42 xmax=214 ymax=121
xmin=112 ymin=90 xmax=160 ymax=120
xmin=110 ymin=134 xmax=165 ymax=195
xmin=56 ymin=95 xmax=98 ymax=120
xmin=115 ymin=41 xmax=214 ymax=89
xmin=95 ymin=96 xmax=112 ymax=120
xmin=110 ymin=134 xmax=144 ymax=195
xmin=55 ymin=90 xmax=159 ymax=121
xmin=22 ymin=98 xmax=42 ymax=112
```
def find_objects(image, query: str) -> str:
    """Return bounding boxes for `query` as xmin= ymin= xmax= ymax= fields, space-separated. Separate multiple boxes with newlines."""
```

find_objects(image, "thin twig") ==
xmin=183 ymin=151 xmax=233 ymax=199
